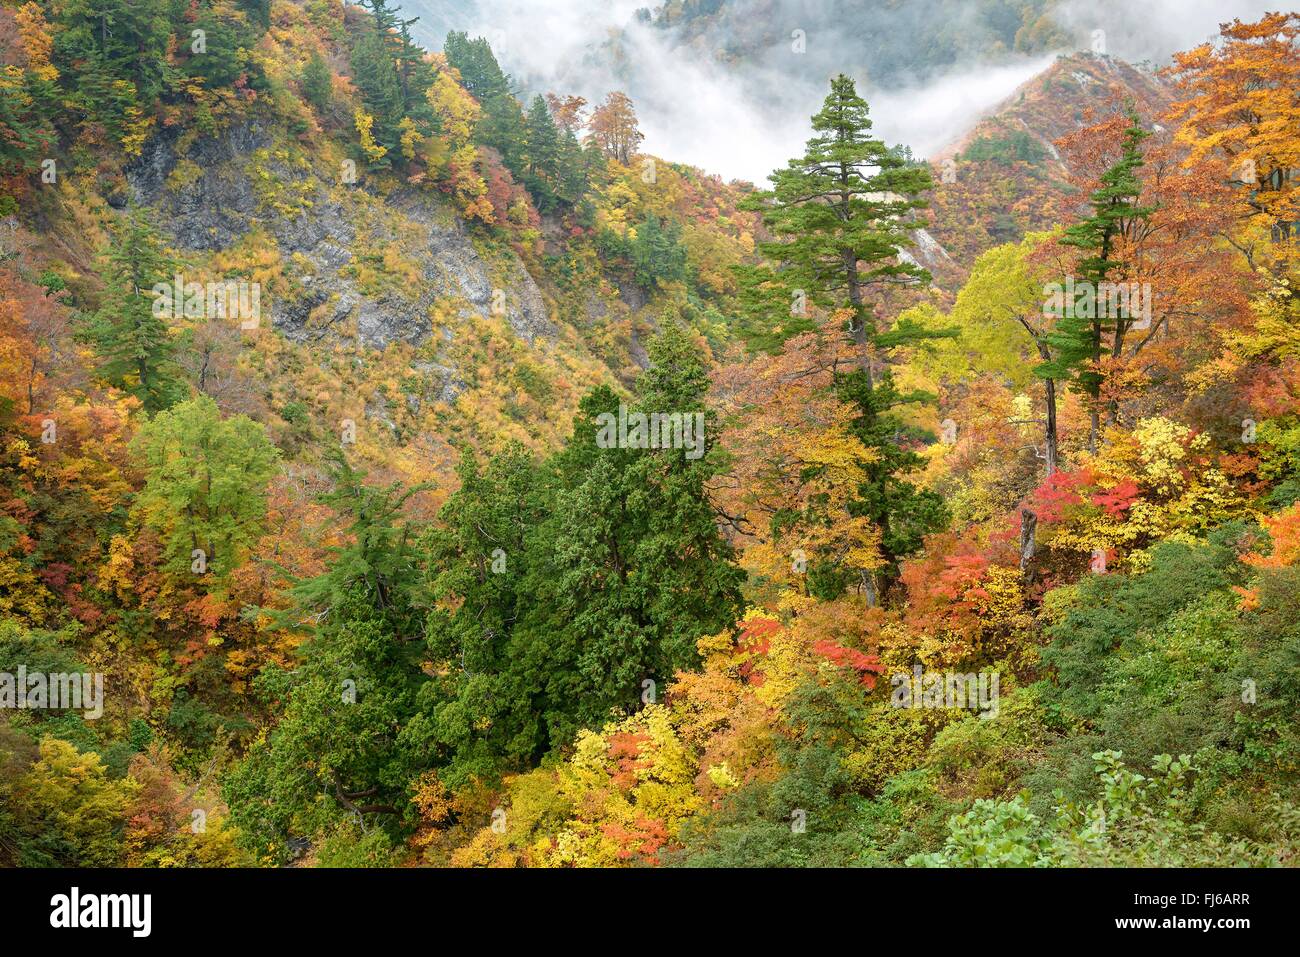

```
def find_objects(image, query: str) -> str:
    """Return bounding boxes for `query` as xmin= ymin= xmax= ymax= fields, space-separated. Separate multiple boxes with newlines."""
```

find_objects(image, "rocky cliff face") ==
xmin=126 ymin=120 xmax=553 ymax=351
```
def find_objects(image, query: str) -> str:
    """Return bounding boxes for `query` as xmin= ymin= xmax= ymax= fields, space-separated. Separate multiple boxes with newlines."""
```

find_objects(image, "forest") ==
xmin=0 ymin=0 xmax=1298 ymax=870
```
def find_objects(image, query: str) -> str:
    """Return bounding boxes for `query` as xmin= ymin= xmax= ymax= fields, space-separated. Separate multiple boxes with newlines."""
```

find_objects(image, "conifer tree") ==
xmin=740 ymin=74 xmax=953 ymax=603
xmin=79 ymin=208 xmax=184 ymax=412
xmin=523 ymin=95 xmax=561 ymax=210
xmin=630 ymin=214 xmax=687 ymax=290
xmin=442 ymin=32 xmax=511 ymax=101
xmin=225 ymin=454 xmax=429 ymax=859
xmin=415 ymin=445 xmax=548 ymax=783
xmin=1041 ymin=109 xmax=1157 ymax=451
xmin=556 ymin=127 xmax=591 ymax=205
xmin=300 ymin=52 xmax=333 ymax=114
xmin=350 ymin=3 xmax=405 ymax=162
xmin=528 ymin=324 xmax=743 ymax=741
xmin=412 ymin=326 xmax=743 ymax=781
xmin=51 ymin=0 xmax=171 ymax=124
xmin=443 ymin=31 xmax=527 ymax=177
xmin=0 ymin=64 xmax=53 ymax=177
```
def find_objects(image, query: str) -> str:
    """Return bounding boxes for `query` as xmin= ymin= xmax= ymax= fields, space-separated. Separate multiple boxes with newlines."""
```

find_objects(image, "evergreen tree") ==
xmin=526 ymin=324 xmax=743 ymax=743
xmin=1041 ymin=109 xmax=1157 ymax=451
xmin=630 ymin=214 xmax=687 ymax=290
xmin=225 ymin=453 xmax=429 ymax=860
xmin=411 ymin=326 xmax=743 ymax=782
xmin=240 ymin=0 xmax=272 ymax=30
xmin=442 ymin=31 xmax=526 ymax=177
xmin=0 ymin=64 xmax=53 ymax=177
xmin=78 ymin=208 xmax=184 ymax=412
xmin=556 ymin=127 xmax=591 ymax=205
xmin=300 ymin=51 xmax=333 ymax=114
xmin=442 ymin=31 xmax=511 ymax=101
xmin=740 ymin=74 xmax=954 ymax=603
xmin=414 ymin=445 xmax=549 ymax=784
xmin=185 ymin=5 xmax=251 ymax=91
xmin=349 ymin=4 xmax=405 ymax=163
xmin=523 ymin=94 xmax=561 ymax=211
xmin=50 ymin=0 xmax=171 ymax=145
xmin=394 ymin=18 xmax=435 ymax=119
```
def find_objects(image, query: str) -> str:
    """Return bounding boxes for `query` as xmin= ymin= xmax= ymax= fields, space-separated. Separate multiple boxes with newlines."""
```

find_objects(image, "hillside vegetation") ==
xmin=0 ymin=2 xmax=1298 ymax=868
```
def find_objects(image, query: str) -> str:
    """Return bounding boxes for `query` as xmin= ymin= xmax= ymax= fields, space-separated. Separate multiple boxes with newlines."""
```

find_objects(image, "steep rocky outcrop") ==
xmin=126 ymin=120 xmax=553 ymax=351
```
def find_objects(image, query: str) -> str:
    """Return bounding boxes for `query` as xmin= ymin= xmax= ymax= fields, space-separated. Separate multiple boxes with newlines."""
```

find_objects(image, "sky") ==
xmin=403 ymin=0 xmax=1282 ymax=184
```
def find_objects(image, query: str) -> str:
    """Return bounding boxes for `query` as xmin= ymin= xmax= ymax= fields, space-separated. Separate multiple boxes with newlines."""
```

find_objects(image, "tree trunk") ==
xmin=844 ymin=248 xmax=873 ymax=386
xmin=861 ymin=568 xmax=878 ymax=609
xmin=1019 ymin=508 xmax=1038 ymax=581
xmin=1029 ymin=335 xmax=1060 ymax=477
xmin=1044 ymin=376 xmax=1058 ymax=476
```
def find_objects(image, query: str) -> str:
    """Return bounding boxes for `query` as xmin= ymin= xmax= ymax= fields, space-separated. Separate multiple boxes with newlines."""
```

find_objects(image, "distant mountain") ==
xmin=925 ymin=51 xmax=1173 ymax=273
xmin=644 ymin=0 xmax=1067 ymax=84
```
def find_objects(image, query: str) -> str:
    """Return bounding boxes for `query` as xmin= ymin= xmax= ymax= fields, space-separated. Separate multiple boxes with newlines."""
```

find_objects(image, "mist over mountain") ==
xmin=404 ymin=0 xmax=1280 ymax=182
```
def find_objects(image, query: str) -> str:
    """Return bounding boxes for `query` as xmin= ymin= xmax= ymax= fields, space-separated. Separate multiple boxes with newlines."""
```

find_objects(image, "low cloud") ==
xmin=1055 ymin=0 xmax=1279 ymax=64
xmin=402 ymin=0 xmax=1279 ymax=183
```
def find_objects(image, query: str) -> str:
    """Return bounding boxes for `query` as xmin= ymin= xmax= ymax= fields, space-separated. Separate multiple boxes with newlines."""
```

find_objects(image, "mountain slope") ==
xmin=926 ymin=51 xmax=1173 ymax=272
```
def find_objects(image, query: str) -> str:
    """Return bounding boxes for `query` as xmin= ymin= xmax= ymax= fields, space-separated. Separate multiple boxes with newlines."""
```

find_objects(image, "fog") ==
xmin=401 ymin=0 xmax=1281 ymax=184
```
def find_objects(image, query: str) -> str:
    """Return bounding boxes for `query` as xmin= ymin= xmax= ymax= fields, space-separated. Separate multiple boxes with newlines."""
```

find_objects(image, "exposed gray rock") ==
xmin=411 ymin=359 xmax=468 ymax=404
xmin=390 ymin=188 xmax=553 ymax=343
xmin=128 ymin=122 xmax=268 ymax=251
xmin=125 ymin=120 xmax=556 ymax=351
xmin=615 ymin=277 xmax=648 ymax=312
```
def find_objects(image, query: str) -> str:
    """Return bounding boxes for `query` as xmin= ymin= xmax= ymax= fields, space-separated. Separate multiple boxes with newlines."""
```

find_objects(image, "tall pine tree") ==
xmin=412 ymin=325 xmax=743 ymax=783
xmin=1041 ymin=109 xmax=1157 ymax=451
xmin=740 ymin=74 xmax=954 ymax=604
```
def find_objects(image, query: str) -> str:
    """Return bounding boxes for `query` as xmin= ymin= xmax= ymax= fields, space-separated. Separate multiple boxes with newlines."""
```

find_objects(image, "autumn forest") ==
xmin=0 ymin=0 xmax=1298 ymax=881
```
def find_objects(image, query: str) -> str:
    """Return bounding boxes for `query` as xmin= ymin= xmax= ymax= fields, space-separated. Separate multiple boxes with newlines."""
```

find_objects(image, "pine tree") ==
xmin=442 ymin=31 xmax=527 ymax=178
xmin=416 ymin=444 xmax=550 ymax=783
xmin=410 ymin=326 xmax=743 ymax=780
xmin=523 ymin=95 xmax=561 ymax=211
xmin=240 ymin=0 xmax=272 ymax=30
xmin=78 ymin=208 xmax=184 ymax=412
xmin=185 ymin=5 xmax=249 ymax=91
xmin=349 ymin=4 xmax=405 ymax=163
xmin=1041 ymin=109 xmax=1157 ymax=451
xmin=394 ymin=18 xmax=434 ymax=119
xmin=630 ymin=214 xmax=687 ymax=290
xmin=51 ymin=0 xmax=171 ymax=130
xmin=0 ymin=63 xmax=53 ymax=177
xmin=530 ymin=324 xmax=743 ymax=741
xmin=442 ymin=32 xmax=511 ymax=101
xmin=479 ymin=92 xmax=527 ymax=179
xmin=740 ymin=74 xmax=954 ymax=604
xmin=556 ymin=127 xmax=591 ymax=205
